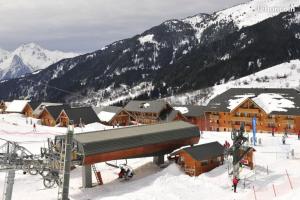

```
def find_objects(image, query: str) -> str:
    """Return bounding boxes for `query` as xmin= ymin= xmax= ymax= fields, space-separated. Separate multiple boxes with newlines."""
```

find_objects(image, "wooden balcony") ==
xmin=238 ymin=108 xmax=260 ymax=114
xmin=280 ymin=119 xmax=295 ymax=124
xmin=231 ymin=116 xmax=253 ymax=123
xmin=233 ymin=124 xmax=251 ymax=130
xmin=265 ymin=118 xmax=276 ymax=123
xmin=209 ymin=115 xmax=219 ymax=120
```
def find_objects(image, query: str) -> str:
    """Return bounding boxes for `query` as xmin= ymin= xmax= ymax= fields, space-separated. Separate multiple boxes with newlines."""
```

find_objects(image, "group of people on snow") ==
xmin=118 ymin=165 xmax=134 ymax=180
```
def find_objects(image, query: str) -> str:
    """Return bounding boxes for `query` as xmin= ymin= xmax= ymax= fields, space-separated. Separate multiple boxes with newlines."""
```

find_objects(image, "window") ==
xmin=201 ymin=160 xmax=208 ymax=166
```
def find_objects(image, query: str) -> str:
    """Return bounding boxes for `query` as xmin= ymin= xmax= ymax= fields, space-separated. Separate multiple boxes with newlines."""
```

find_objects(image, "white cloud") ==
xmin=0 ymin=0 xmax=248 ymax=52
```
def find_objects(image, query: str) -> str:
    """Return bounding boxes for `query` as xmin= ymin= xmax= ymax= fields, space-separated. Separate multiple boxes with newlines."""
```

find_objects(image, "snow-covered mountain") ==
xmin=0 ymin=0 xmax=299 ymax=104
xmin=166 ymin=59 xmax=300 ymax=105
xmin=0 ymin=43 xmax=78 ymax=80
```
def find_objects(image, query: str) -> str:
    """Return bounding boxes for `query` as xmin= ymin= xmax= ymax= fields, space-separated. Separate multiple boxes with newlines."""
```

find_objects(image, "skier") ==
xmin=33 ymin=123 xmax=37 ymax=133
xmin=298 ymin=130 xmax=300 ymax=140
xmin=118 ymin=167 xmax=126 ymax=179
xmin=232 ymin=176 xmax=239 ymax=193
xmin=282 ymin=135 xmax=286 ymax=145
xmin=284 ymin=128 xmax=288 ymax=138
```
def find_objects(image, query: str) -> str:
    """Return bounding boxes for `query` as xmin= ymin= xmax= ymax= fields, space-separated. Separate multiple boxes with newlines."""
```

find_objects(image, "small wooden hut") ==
xmin=170 ymin=142 xmax=225 ymax=176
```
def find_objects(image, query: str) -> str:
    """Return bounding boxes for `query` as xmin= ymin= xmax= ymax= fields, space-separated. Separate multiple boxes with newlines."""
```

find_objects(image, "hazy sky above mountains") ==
xmin=0 ymin=0 xmax=248 ymax=53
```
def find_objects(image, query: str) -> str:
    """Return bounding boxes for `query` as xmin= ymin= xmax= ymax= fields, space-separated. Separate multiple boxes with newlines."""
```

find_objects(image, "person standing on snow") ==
xmin=298 ymin=130 xmax=300 ymax=140
xmin=271 ymin=126 xmax=275 ymax=136
xmin=232 ymin=176 xmax=239 ymax=193
xmin=282 ymin=135 xmax=286 ymax=145
xmin=33 ymin=123 xmax=37 ymax=133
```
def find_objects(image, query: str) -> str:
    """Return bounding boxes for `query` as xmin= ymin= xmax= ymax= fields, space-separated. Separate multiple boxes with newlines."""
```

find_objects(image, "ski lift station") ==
xmin=54 ymin=121 xmax=200 ymax=188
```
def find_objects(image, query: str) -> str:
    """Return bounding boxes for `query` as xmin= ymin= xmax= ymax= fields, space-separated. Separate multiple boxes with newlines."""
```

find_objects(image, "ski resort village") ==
xmin=1 ymin=0 xmax=300 ymax=199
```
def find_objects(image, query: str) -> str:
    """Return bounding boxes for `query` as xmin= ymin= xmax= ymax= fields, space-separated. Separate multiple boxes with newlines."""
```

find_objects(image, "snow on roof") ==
xmin=252 ymin=93 xmax=295 ymax=114
xmin=6 ymin=100 xmax=30 ymax=113
xmin=174 ymin=107 xmax=189 ymax=114
xmin=98 ymin=111 xmax=116 ymax=122
xmin=227 ymin=94 xmax=255 ymax=111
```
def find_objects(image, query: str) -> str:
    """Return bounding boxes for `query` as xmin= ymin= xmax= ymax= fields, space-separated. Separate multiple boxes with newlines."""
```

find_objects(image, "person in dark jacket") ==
xmin=298 ymin=130 xmax=300 ymax=140
xmin=232 ymin=176 xmax=239 ymax=193
xmin=282 ymin=135 xmax=286 ymax=145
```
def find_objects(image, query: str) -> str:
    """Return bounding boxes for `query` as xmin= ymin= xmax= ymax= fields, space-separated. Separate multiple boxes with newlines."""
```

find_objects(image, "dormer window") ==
xmin=140 ymin=103 xmax=150 ymax=109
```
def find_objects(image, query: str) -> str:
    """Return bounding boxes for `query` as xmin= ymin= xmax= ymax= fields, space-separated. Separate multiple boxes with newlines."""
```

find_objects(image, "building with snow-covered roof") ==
xmin=173 ymin=105 xmax=210 ymax=131
xmin=124 ymin=100 xmax=186 ymax=124
xmin=93 ymin=106 xmax=135 ymax=126
xmin=5 ymin=100 xmax=33 ymax=117
xmin=205 ymin=88 xmax=300 ymax=134
xmin=32 ymin=102 xmax=63 ymax=118
xmin=58 ymin=106 xmax=99 ymax=127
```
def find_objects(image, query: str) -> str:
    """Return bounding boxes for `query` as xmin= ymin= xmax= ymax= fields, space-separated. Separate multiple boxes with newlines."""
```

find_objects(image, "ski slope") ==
xmin=0 ymin=113 xmax=299 ymax=199
xmin=167 ymin=59 xmax=300 ymax=105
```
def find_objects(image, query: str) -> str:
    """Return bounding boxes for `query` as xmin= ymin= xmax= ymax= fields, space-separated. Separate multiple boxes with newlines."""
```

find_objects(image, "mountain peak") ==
xmin=0 ymin=43 xmax=79 ymax=80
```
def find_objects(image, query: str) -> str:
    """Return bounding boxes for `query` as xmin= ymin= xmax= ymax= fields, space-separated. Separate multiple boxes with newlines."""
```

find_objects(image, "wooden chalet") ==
xmin=0 ymin=100 xmax=7 ymax=113
xmin=58 ymin=107 xmax=100 ymax=127
xmin=124 ymin=100 xmax=186 ymax=124
xmin=93 ymin=106 xmax=135 ymax=126
xmin=239 ymin=147 xmax=255 ymax=170
xmin=170 ymin=142 xmax=225 ymax=176
xmin=5 ymin=100 xmax=33 ymax=117
xmin=205 ymin=88 xmax=300 ymax=134
xmin=32 ymin=102 xmax=63 ymax=118
xmin=174 ymin=105 xmax=209 ymax=131
xmin=39 ymin=105 xmax=70 ymax=126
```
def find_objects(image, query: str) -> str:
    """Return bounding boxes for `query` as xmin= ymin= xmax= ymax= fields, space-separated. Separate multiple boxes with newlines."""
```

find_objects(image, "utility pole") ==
xmin=231 ymin=123 xmax=248 ymax=178
xmin=59 ymin=123 xmax=74 ymax=200
xmin=3 ymin=142 xmax=17 ymax=200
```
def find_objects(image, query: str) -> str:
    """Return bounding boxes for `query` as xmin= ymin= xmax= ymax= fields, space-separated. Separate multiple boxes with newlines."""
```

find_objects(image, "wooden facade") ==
xmin=109 ymin=110 xmax=133 ymax=126
xmin=0 ymin=101 xmax=6 ymax=113
xmin=23 ymin=104 xmax=33 ymax=117
xmin=207 ymin=98 xmax=300 ymax=134
xmin=39 ymin=109 xmax=57 ymax=126
xmin=58 ymin=110 xmax=69 ymax=127
xmin=240 ymin=148 xmax=255 ymax=170
xmin=172 ymin=150 xmax=224 ymax=176
xmin=185 ymin=116 xmax=206 ymax=132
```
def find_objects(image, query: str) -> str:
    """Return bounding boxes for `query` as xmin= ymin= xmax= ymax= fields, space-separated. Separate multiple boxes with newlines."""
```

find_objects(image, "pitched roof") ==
xmin=63 ymin=106 xmax=100 ymax=125
xmin=70 ymin=121 xmax=199 ymax=156
xmin=159 ymin=110 xmax=182 ymax=122
xmin=182 ymin=142 xmax=225 ymax=161
xmin=124 ymin=100 xmax=169 ymax=114
xmin=28 ymin=102 xmax=42 ymax=111
xmin=207 ymin=88 xmax=300 ymax=115
xmin=33 ymin=102 xmax=63 ymax=116
xmin=93 ymin=106 xmax=122 ymax=114
xmin=6 ymin=100 xmax=30 ymax=113
xmin=173 ymin=105 xmax=209 ymax=117
xmin=46 ymin=105 xmax=70 ymax=119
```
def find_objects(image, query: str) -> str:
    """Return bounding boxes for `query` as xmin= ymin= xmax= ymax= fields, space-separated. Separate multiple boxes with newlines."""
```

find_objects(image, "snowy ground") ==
xmin=0 ymin=114 xmax=299 ymax=199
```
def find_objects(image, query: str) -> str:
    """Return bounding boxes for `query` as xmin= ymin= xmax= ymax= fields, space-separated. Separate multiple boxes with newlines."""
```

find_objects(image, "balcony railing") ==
xmin=265 ymin=118 xmax=276 ymax=123
xmin=238 ymin=108 xmax=260 ymax=114
xmin=231 ymin=116 xmax=253 ymax=123
xmin=209 ymin=115 xmax=219 ymax=120
xmin=280 ymin=119 xmax=295 ymax=124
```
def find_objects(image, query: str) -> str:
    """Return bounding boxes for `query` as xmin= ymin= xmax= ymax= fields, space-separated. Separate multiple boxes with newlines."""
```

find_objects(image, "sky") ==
xmin=0 ymin=0 xmax=249 ymax=53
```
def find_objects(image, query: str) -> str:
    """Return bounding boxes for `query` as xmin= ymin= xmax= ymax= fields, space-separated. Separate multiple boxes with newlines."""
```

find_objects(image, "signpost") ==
xmin=252 ymin=117 xmax=257 ymax=146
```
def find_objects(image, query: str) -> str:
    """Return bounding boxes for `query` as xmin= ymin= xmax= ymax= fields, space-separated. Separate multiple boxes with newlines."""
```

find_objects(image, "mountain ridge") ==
xmin=0 ymin=0 xmax=299 ymax=106
xmin=0 ymin=43 xmax=79 ymax=80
